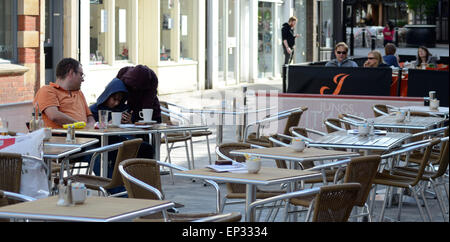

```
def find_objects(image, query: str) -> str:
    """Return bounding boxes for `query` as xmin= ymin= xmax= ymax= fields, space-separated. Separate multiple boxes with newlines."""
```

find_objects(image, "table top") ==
xmin=367 ymin=115 xmax=445 ymax=130
xmin=230 ymin=147 xmax=359 ymax=163
xmin=0 ymin=196 xmax=174 ymax=222
xmin=52 ymin=124 xmax=208 ymax=136
xmin=175 ymin=167 xmax=320 ymax=186
xmin=181 ymin=106 xmax=274 ymax=115
xmin=43 ymin=146 xmax=81 ymax=159
xmin=399 ymin=106 xmax=449 ymax=116
xmin=308 ymin=130 xmax=411 ymax=151
xmin=45 ymin=137 xmax=99 ymax=148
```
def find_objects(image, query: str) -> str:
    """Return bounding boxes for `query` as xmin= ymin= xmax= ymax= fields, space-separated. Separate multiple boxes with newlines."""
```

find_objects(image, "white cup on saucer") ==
xmin=139 ymin=109 xmax=153 ymax=122
xmin=111 ymin=112 xmax=122 ymax=126
xmin=291 ymin=138 xmax=306 ymax=152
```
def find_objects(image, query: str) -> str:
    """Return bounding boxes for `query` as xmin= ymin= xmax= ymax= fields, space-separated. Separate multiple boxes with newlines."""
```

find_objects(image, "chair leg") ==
xmin=220 ymin=197 xmax=227 ymax=213
xmin=431 ymin=180 xmax=448 ymax=220
xmin=419 ymin=184 xmax=433 ymax=222
xmin=184 ymin=140 xmax=192 ymax=170
xmin=378 ymin=185 xmax=391 ymax=222
xmin=165 ymin=139 xmax=175 ymax=185
xmin=410 ymin=185 xmax=428 ymax=222
xmin=189 ymin=138 xmax=195 ymax=169
xmin=396 ymin=188 xmax=404 ymax=221
xmin=205 ymin=135 xmax=212 ymax=165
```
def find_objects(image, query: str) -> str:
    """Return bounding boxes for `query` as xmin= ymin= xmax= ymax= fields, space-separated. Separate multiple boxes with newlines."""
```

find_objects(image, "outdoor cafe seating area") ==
xmin=0 ymin=98 xmax=449 ymax=223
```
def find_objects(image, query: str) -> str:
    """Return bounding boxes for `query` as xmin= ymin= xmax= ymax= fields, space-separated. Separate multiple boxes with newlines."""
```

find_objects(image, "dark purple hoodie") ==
xmin=117 ymin=65 xmax=162 ymax=123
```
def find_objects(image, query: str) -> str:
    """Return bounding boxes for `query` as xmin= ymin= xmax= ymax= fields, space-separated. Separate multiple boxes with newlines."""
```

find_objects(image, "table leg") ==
xmin=216 ymin=113 xmax=224 ymax=145
xmin=100 ymin=136 xmax=108 ymax=178
xmin=151 ymin=132 xmax=161 ymax=161
xmin=245 ymin=184 xmax=257 ymax=222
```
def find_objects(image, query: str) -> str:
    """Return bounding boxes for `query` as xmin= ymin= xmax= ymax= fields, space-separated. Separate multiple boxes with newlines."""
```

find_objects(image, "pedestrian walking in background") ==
xmin=281 ymin=16 xmax=299 ymax=65
xmin=383 ymin=21 xmax=395 ymax=47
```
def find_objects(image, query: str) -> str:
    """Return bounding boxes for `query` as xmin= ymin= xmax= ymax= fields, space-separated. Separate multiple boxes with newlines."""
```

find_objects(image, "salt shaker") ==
xmin=406 ymin=109 xmax=411 ymax=122
xmin=66 ymin=125 xmax=75 ymax=142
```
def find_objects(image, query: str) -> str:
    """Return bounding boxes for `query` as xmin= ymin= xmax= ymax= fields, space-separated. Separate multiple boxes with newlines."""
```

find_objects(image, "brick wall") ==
xmin=0 ymin=0 xmax=41 ymax=105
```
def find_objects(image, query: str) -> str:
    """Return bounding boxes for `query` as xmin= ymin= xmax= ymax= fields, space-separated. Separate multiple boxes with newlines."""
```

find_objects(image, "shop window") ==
xmin=180 ymin=0 xmax=194 ymax=60
xmin=0 ymin=0 xmax=17 ymax=63
xmin=90 ymin=1 xmax=108 ymax=64
xmin=160 ymin=0 xmax=196 ymax=62
xmin=115 ymin=0 xmax=130 ymax=61
xmin=160 ymin=0 xmax=173 ymax=61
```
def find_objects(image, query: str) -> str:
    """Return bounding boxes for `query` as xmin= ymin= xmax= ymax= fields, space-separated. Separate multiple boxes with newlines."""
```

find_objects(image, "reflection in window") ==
xmin=160 ymin=0 xmax=173 ymax=61
xmin=115 ymin=0 xmax=130 ymax=61
xmin=90 ymin=1 xmax=107 ymax=64
xmin=0 ymin=0 xmax=15 ymax=61
xmin=180 ymin=0 xmax=194 ymax=60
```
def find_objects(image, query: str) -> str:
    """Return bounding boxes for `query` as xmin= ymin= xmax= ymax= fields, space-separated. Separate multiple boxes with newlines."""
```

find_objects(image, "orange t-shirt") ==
xmin=33 ymin=83 xmax=93 ymax=129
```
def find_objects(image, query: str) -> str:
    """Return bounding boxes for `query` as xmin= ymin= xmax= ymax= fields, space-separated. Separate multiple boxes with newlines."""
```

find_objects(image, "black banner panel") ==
xmin=286 ymin=66 xmax=392 ymax=96
xmin=407 ymin=69 xmax=449 ymax=107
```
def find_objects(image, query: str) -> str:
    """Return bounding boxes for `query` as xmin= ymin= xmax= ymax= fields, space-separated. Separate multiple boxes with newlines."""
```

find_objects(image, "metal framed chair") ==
xmin=63 ymin=139 xmax=142 ymax=197
xmin=372 ymin=104 xmax=398 ymax=117
xmin=247 ymin=183 xmax=362 ymax=222
xmin=215 ymin=142 xmax=285 ymax=221
xmin=371 ymin=138 xmax=441 ymax=222
xmin=244 ymin=107 xmax=308 ymax=147
xmin=160 ymin=101 xmax=213 ymax=165
xmin=119 ymin=158 xmax=234 ymax=222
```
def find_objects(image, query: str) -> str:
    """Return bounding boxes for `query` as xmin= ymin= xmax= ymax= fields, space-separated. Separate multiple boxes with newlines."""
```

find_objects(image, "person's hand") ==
xmin=121 ymin=111 xmax=133 ymax=124
xmin=287 ymin=47 xmax=292 ymax=55
xmin=295 ymin=34 xmax=299 ymax=38
xmin=363 ymin=60 xmax=370 ymax=68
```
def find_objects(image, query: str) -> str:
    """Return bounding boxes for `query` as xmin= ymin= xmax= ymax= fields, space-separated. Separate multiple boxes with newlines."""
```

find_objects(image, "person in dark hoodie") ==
xmin=88 ymin=77 xmax=155 ymax=185
xmin=116 ymin=65 xmax=162 ymax=123
xmin=281 ymin=16 xmax=299 ymax=65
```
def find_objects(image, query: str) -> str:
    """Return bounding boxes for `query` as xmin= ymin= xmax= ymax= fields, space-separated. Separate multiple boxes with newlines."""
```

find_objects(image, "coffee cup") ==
xmin=430 ymin=99 xmax=440 ymax=111
xmin=139 ymin=109 xmax=153 ymax=122
xmin=395 ymin=111 xmax=405 ymax=123
xmin=358 ymin=125 xmax=370 ymax=136
xmin=111 ymin=112 xmax=122 ymax=126
xmin=291 ymin=138 xmax=306 ymax=152
xmin=246 ymin=157 xmax=261 ymax=174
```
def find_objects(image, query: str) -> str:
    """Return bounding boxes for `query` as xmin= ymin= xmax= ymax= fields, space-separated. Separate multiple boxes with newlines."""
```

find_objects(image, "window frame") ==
xmin=0 ymin=0 xmax=18 ymax=64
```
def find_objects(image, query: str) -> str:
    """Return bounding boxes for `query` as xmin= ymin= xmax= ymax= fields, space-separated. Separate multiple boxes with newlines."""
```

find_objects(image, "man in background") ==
xmin=282 ymin=16 xmax=300 ymax=65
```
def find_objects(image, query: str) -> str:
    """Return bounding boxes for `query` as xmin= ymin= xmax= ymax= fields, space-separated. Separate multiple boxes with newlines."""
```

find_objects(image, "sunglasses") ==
xmin=367 ymin=57 xmax=376 ymax=60
xmin=336 ymin=51 xmax=347 ymax=55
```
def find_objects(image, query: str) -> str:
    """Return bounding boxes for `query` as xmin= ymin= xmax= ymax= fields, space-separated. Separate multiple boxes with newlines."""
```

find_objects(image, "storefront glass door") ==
xmin=218 ymin=0 xmax=239 ymax=85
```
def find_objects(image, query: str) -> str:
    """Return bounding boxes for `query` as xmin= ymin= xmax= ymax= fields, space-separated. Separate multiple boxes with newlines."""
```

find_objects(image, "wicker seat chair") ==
xmin=0 ymin=190 xmax=35 ymax=222
xmin=159 ymin=101 xmax=196 ymax=173
xmin=372 ymin=138 xmax=441 ymax=222
xmin=323 ymin=118 xmax=347 ymax=133
xmin=279 ymin=155 xmax=380 ymax=222
xmin=216 ymin=142 xmax=285 ymax=219
xmin=390 ymin=135 xmax=449 ymax=221
xmin=244 ymin=107 xmax=308 ymax=147
xmin=64 ymin=138 xmax=142 ymax=196
xmin=372 ymin=104 xmax=398 ymax=117
xmin=247 ymin=183 xmax=361 ymax=222
xmin=161 ymin=101 xmax=213 ymax=165
xmin=0 ymin=153 xmax=22 ymax=196
xmin=119 ymin=158 xmax=237 ymax=222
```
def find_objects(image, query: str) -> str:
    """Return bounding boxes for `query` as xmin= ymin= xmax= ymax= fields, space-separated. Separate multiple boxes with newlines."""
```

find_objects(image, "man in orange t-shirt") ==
xmin=34 ymin=58 xmax=96 ymax=129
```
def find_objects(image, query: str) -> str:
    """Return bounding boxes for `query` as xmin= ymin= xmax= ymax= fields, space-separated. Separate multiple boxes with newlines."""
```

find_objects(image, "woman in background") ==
xmin=383 ymin=21 xmax=395 ymax=47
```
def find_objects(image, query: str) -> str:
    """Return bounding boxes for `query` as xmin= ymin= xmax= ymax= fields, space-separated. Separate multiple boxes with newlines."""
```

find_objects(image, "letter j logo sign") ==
xmin=320 ymin=73 xmax=350 ymax=95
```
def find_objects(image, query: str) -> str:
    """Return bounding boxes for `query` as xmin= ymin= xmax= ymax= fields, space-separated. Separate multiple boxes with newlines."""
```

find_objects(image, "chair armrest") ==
xmin=247 ymin=187 xmax=320 ymax=220
xmin=21 ymin=155 xmax=49 ymax=175
xmin=324 ymin=121 xmax=346 ymax=132
xmin=381 ymin=140 xmax=434 ymax=159
xmin=118 ymin=165 xmax=164 ymax=200
xmin=67 ymin=142 xmax=122 ymax=175
xmin=0 ymin=190 xmax=36 ymax=202
xmin=157 ymin=161 xmax=222 ymax=213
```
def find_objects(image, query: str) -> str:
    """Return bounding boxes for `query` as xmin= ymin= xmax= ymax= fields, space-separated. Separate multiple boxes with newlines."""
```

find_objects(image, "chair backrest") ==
xmin=282 ymin=107 xmax=308 ymax=135
xmin=432 ymin=128 xmax=449 ymax=178
xmin=159 ymin=101 xmax=172 ymax=124
xmin=324 ymin=118 xmax=344 ymax=133
xmin=312 ymin=183 xmax=361 ymax=222
xmin=119 ymin=158 xmax=162 ymax=200
xmin=373 ymin=104 xmax=389 ymax=117
xmin=0 ymin=153 xmax=22 ymax=193
xmin=343 ymin=155 xmax=381 ymax=207
xmin=192 ymin=212 xmax=242 ymax=222
xmin=108 ymin=138 xmax=143 ymax=188
xmin=217 ymin=143 xmax=252 ymax=194
xmin=411 ymin=138 xmax=441 ymax=186
xmin=217 ymin=142 xmax=251 ymax=163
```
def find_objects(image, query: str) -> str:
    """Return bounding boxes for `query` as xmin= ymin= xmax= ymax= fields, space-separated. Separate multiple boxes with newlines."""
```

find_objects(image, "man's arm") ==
xmin=283 ymin=40 xmax=292 ymax=54
xmin=43 ymin=106 xmax=78 ymax=126
xmin=86 ymin=115 xmax=96 ymax=128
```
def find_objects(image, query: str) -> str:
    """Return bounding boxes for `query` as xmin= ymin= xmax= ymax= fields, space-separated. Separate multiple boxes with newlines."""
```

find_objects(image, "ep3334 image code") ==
xmin=179 ymin=226 xmax=269 ymax=240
